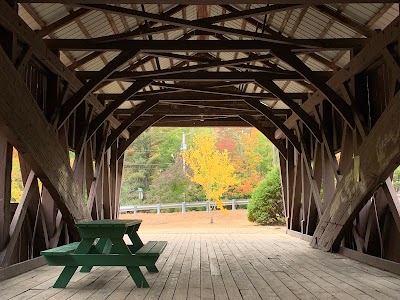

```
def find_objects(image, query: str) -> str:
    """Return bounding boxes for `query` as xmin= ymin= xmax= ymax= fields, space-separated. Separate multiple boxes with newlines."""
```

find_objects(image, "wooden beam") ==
xmin=0 ymin=172 xmax=36 ymax=266
xmin=118 ymin=115 xmax=165 ymax=158
xmin=87 ymin=126 xmax=108 ymax=215
xmin=221 ymin=4 xmax=339 ymax=71
xmin=101 ymin=54 xmax=274 ymax=79
xmin=128 ymin=106 xmax=261 ymax=116
xmin=72 ymin=107 xmax=94 ymax=173
xmin=77 ymin=70 xmax=333 ymax=82
xmin=0 ymin=256 xmax=46 ymax=282
xmin=58 ymin=49 xmax=139 ymax=127
xmin=311 ymin=90 xmax=400 ymax=251
xmin=272 ymin=48 xmax=355 ymax=128
xmin=75 ymin=4 xmax=361 ymax=48
xmin=203 ymin=4 xmax=306 ymax=24
xmin=88 ymin=80 xmax=151 ymax=140
xmin=0 ymin=46 xmax=91 ymax=233
xmin=256 ymin=79 xmax=322 ymax=142
xmin=15 ymin=46 xmax=33 ymax=74
xmin=67 ymin=5 xmax=186 ymax=70
xmin=0 ymin=0 xmax=129 ymax=138
xmin=239 ymin=115 xmax=287 ymax=159
xmin=243 ymin=100 xmax=301 ymax=152
xmin=98 ymin=90 xmax=286 ymax=101
xmin=106 ymin=100 xmax=159 ymax=149
xmin=338 ymin=246 xmax=400 ymax=276
xmin=17 ymin=0 xmax=398 ymax=3
xmin=143 ymin=116 xmax=275 ymax=127
xmin=314 ymin=5 xmax=374 ymax=38
xmin=276 ymin=14 xmax=400 ymax=138
xmin=0 ymin=132 xmax=12 ymax=251
xmin=88 ymin=24 xmax=178 ymax=44
xmin=382 ymin=47 xmax=400 ymax=82
xmin=128 ymin=93 xmax=262 ymax=101
xmin=37 ymin=8 xmax=90 ymax=37
xmin=382 ymin=179 xmax=400 ymax=233
xmin=45 ymin=39 xmax=366 ymax=52
xmin=68 ymin=51 xmax=102 ymax=70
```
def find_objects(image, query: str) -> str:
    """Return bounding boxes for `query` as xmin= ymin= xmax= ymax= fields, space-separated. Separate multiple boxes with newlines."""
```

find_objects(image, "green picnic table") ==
xmin=41 ymin=219 xmax=167 ymax=288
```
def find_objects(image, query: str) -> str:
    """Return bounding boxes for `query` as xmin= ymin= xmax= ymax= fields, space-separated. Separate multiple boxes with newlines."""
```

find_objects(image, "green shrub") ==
xmin=247 ymin=167 xmax=285 ymax=225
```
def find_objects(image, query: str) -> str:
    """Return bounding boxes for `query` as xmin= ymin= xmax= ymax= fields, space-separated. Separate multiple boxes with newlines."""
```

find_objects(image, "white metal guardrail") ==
xmin=119 ymin=199 xmax=249 ymax=214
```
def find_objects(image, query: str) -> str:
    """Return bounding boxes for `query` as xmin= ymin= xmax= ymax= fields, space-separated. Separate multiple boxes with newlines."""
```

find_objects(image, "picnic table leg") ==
xmin=52 ymin=238 xmax=95 ymax=288
xmin=53 ymin=266 xmax=78 ymax=288
xmin=126 ymin=227 xmax=144 ymax=253
xmin=81 ymin=238 xmax=113 ymax=272
xmin=146 ymin=265 xmax=159 ymax=273
xmin=110 ymin=238 xmax=149 ymax=288
xmin=127 ymin=266 xmax=150 ymax=288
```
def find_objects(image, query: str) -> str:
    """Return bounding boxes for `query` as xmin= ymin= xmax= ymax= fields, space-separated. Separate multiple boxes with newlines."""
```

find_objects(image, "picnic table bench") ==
xmin=41 ymin=219 xmax=167 ymax=288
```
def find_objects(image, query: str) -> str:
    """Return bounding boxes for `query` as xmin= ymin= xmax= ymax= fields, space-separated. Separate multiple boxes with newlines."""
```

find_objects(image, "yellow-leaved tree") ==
xmin=183 ymin=132 xmax=238 ymax=220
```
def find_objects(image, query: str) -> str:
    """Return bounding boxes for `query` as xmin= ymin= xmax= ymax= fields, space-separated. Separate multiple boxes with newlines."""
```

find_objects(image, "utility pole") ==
xmin=180 ymin=133 xmax=187 ymax=174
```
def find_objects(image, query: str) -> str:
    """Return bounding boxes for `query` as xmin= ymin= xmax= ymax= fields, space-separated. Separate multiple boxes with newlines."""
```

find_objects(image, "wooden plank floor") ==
xmin=1 ymin=233 xmax=400 ymax=300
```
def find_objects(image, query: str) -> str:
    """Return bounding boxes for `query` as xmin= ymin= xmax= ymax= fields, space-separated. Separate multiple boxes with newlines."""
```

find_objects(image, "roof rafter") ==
xmin=58 ymin=49 xmax=139 ymax=127
xmin=106 ymin=100 xmax=159 ymax=150
xmin=117 ymin=115 xmax=165 ymax=159
xmin=243 ymin=100 xmax=301 ymax=152
xmin=78 ymin=70 xmax=333 ymax=82
xmin=0 ymin=0 xmax=129 ymax=137
xmin=314 ymin=5 xmax=374 ymax=38
xmin=66 ymin=4 xmax=187 ymax=70
xmin=18 ymin=0 xmax=398 ymax=4
xmin=276 ymin=14 xmax=400 ymax=138
xmin=46 ymin=39 xmax=367 ymax=52
xmin=37 ymin=8 xmax=90 ymax=37
xmin=74 ymin=4 xmax=364 ymax=48
xmin=256 ymin=79 xmax=322 ymax=142
xmin=239 ymin=115 xmax=288 ymax=159
xmin=271 ymin=48 xmax=355 ymax=128
xmin=222 ymin=4 xmax=339 ymax=71
xmin=98 ymin=54 xmax=274 ymax=80
xmin=87 ymin=80 xmax=152 ymax=141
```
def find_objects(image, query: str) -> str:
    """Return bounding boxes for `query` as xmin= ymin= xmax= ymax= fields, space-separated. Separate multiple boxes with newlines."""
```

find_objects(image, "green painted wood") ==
xmin=148 ymin=241 xmax=167 ymax=256
xmin=126 ymin=226 xmax=144 ymax=252
xmin=76 ymin=219 xmax=142 ymax=238
xmin=40 ymin=242 xmax=80 ymax=256
xmin=80 ymin=238 xmax=112 ymax=272
xmin=47 ymin=238 xmax=95 ymax=288
xmin=53 ymin=266 xmax=78 ymax=288
xmin=109 ymin=237 xmax=150 ymax=288
xmin=41 ymin=220 xmax=163 ymax=288
xmin=76 ymin=219 xmax=142 ymax=228
xmin=146 ymin=265 xmax=159 ymax=273
xmin=77 ymin=226 xmax=127 ymax=238
xmin=43 ymin=254 xmax=158 ymax=266
xmin=136 ymin=241 xmax=167 ymax=257
xmin=135 ymin=241 xmax=157 ymax=256
xmin=128 ymin=266 xmax=149 ymax=288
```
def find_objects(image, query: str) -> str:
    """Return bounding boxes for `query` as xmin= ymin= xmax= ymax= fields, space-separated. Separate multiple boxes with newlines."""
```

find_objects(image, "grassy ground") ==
xmin=119 ymin=209 xmax=285 ymax=234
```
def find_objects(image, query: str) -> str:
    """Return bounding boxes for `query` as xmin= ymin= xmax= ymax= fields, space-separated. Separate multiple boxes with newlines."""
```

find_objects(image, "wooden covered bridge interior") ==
xmin=0 ymin=0 xmax=400 ymax=298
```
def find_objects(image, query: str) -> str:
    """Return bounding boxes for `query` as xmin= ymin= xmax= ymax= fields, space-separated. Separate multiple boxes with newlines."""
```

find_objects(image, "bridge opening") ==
xmin=1 ymin=1 xmax=400 ymax=297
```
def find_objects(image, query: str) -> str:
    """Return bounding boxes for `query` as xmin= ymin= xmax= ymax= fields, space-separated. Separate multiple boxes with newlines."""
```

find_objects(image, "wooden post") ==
xmin=0 ymin=132 xmax=12 ymax=251
xmin=157 ymin=204 xmax=161 ymax=215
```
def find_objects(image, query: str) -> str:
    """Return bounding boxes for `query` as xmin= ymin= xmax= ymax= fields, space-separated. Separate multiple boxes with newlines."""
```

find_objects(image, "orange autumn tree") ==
xmin=183 ymin=132 xmax=238 ymax=212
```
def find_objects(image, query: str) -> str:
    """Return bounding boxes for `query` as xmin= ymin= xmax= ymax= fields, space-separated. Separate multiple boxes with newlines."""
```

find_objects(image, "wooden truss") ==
xmin=0 ymin=0 xmax=399 ymax=272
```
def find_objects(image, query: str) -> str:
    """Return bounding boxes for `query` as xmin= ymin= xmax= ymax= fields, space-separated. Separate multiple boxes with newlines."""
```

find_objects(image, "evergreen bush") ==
xmin=247 ymin=167 xmax=285 ymax=225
